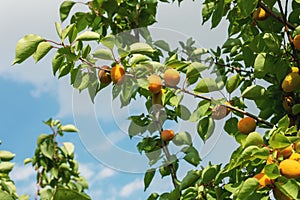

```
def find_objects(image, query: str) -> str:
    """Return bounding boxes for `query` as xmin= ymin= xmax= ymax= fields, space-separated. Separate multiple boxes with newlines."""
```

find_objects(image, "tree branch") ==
xmin=178 ymin=87 xmax=275 ymax=128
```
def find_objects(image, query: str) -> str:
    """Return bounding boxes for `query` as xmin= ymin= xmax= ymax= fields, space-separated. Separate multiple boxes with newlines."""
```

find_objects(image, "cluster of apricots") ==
xmin=97 ymin=64 xmax=125 ymax=85
xmin=253 ymin=142 xmax=300 ymax=200
xmin=147 ymin=68 xmax=181 ymax=142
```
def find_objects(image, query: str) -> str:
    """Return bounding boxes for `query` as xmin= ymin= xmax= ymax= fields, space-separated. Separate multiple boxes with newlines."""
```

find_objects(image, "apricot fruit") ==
xmin=111 ymin=64 xmax=125 ymax=84
xmin=237 ymin=117 xmax=256 ymax=134
xmin=148 ymin=74 xmax=162 ymax=94
xmin=293 ymin=34 xmax=300 ymax=51
xmin=279 ymin=145 xmax=293 ymax=158
xmin=164 ymin=68 xmax=180 ymax=87
xmin=161 ymin=129 xmax=175 ymax=141
xmin=289 ymin=153 xmax=300 ymax=162
xmin=253 ymin=7 xmax=268 ymax=21
xmin=98 ymin=66 xmax=111 ymax=85
xmin=253 ymin=173 xmax=273 ymax=188
xmin=291 ymin=66 xmax=299 ymax=73
xmin=281 ymin=72 xmax=300 ymax=92
xmin=211 ymin=102 xmax=231 ymax=120
xmin=282 ymin=96 xmax=294 ymax=113
xmin=279 ymin=159 xmax=300 ymax=178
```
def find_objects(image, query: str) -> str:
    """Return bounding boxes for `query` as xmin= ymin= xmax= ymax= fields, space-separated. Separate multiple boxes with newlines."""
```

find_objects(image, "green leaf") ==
xmin=180 ymin=170 xmax=201 ymax=190
xmin=269 ymin=133 xmax=291 ymax=149
xmin=194 ymin=78 xmax=219 ymax=93
xmin=172 ymin=131 xmax=192 ymax=146
xmin=238 ymin=0 xmax=258 ymax=18
xmin=153 ymin=40 xmax=170 ymax=51
xmin=253 ymin=53 xmax=267 ymax=78
xmin=12 ymin=34 xmax=45 ymax=65
xmin=144 ymin=169 xmax=156 ymax=191
xmin=60 ymin=1 xmax=76 ymax=22
xmin=201 ymin=164 xmax=220 ymax=184
xmin=264 ymin=164 xmax=280 ymax=179
xmin=202 ymin=1 xmax=215 ymax=24
xmin=0 ymin=190 xmax=14 ymax=200
xmin=292 ymin=104 xmax=300 ymax=115
xmin=101 ymin=35 xmax=115 ymax=49
xmin=197 ymin=116 xmax=215 ymax=142
xmin=226 ymin=74 xmax=242 ymax=93
xmin=40 ymin=140 xmax=54 ymax=159
xmin=278 ymin=115 xmax=290 ymax=130
xmin=147 ymin=193 xmax=159 ymax=200
xmin=0 ymin=162 xmax=14 ymax=173
xmin=235 ymin=178 xmax=259 ymax=199
xmin=224 ymin=117 xmax=239 ymax=136
xmin=241 ymin=85 xmax=266 ymax=100
xmin=93 ymin=49 xmax=114 ymax=60
xmin=55 ymin=22 xmax=62 ymax=38
xmin=182 ymin=146 xmax=201 ymax=166
xmin=0 ymin=151 xmax=15 ymax=161
xmin=63 ymin=142 xmax=75 ymax=156
xmin=73 ymin=72 xmax=90 ymax=91
xmin=54 ymin=187 xmax=91 ymax=200
xmin=186 ymin=62 xmax=208 ymax=85
xmin=61 ymin=124 xmax=79 ymax=132
xmin=76 ymin=31 xmax=100 ymax=41
xmin=52 ymin=53 xmax=64 ymax=76
xmin=33 ymin=41 xmax=53 ymax=63
xmin=211 ymin=0 xmax=224 ymax=28
xmin=130 ymin=42 xmax=155 ymax=54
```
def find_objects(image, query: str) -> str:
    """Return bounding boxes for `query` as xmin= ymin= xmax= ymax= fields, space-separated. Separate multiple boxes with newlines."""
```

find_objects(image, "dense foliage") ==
xmin=3 ymin=0 xmax=300 ymax=199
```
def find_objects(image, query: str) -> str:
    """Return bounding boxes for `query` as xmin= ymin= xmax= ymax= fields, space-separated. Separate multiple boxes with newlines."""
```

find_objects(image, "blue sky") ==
xmin=0 ymin=0 xmax=241 ymax=199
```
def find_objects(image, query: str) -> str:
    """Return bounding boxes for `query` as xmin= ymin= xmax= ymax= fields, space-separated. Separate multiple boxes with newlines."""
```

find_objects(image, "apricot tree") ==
xmin=8 ymin=0 xmax=300 ymax=199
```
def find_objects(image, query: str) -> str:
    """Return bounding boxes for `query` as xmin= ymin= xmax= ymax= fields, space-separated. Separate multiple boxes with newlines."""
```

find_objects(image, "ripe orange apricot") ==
xmin=279 ymin=159 xmax=300 ymax=178
xmin=253 ymin=173 xmax=273 ymax=188
xmin=111 ymin=64 xmax=125 ymax=84
xmin=98 ymin=66 xmax=111 ymax=85
xmin=161 ymin=129 xmax=175 ymax=141
xmin=289 ymin=153 xmax=300 ymax=162
xmin=280 ymin=145 xmax=293 ymax=158
xmin=237 ymin=117 xmax=256 ymax=134
xmin=273 ymin=186 xmax=292 ymax=200
xmin=253 ymin=7 xmax=268 ymax=21
xmin=291 ymin=66 xmax=299 ymax=73
xmin=293 ymin=34 xmax=300 ymax=51
xmin=164 ymin=68 xmax=180 ymax=87
xmin=148 ymin=74 xmax=162 ymax=94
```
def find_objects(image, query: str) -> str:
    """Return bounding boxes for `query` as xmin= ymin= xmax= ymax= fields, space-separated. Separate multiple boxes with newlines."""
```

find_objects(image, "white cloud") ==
xmin=10 ymin=164 xmax=35 ymax=181
xmin=96 ymin=167 xmax=116 ymax=179
xmin=119 ymin=178 xmax=144 ymax=198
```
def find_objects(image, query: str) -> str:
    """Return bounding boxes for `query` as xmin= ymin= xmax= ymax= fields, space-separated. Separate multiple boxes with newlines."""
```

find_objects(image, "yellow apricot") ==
xmin=281 ymin=72 xmax=300 ymax=92
xmin=164 ymin=68 xmax=180 ymax=87
xmin=279 ymin=145 xmax=293 ymax=158
xmin=111 ymin=64 xmax=125 ymax=84
xmin=148 ymin=74 xmax=162 ymax=94
xmin=253 ymin=7 xmax=268 ymax=21
xmin=279 ymin=159 xmax=300 ymax=178
xmin=253 ymin=173 xmax=273 ymax=188
xmin=291 ymin=67 xmax=299 ymax=73
xmin=266 ymin=155 xmax=275 ymax=164
xmin=289 ymin=153 xmax=300 ymax=162
xmin=237 ymin=117 xmax=256 ymax=135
